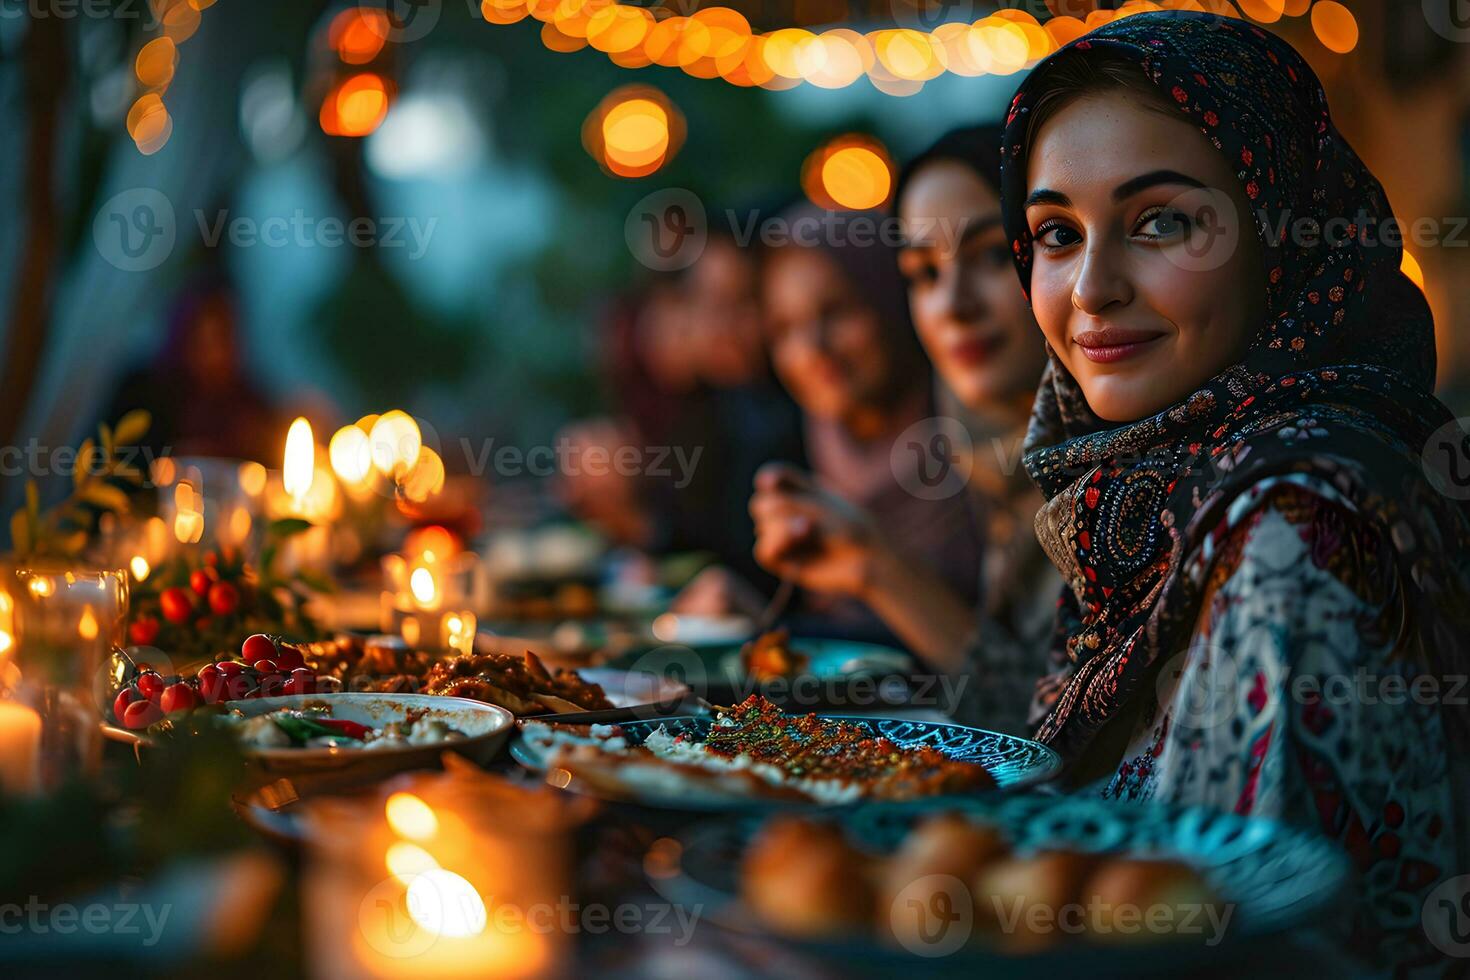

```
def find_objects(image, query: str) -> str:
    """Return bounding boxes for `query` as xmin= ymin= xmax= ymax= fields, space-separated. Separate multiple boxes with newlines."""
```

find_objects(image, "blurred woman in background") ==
xmin=747 ymin=128 xmax=1056 ymax=732
xmin=560 ymin=229 xmax=801 ymax=585
xmin=676 ymin=205 xmax=984 ymax=642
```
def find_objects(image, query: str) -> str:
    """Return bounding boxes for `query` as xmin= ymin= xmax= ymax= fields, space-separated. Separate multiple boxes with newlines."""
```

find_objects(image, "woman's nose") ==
xmin=939 ymin=265 xmax=985 ymax=324
xmin=1071 ymin=239 xmax=1133 ymax=315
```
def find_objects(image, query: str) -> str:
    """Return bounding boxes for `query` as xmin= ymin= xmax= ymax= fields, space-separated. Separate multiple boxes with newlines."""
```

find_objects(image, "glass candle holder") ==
xmin=303 ymin=772 xmax=586 ymax=980
xmin=0 ymin=561 xmax=128 ymax=795
xmin=381 ymin=550 xmax=485 ymax=650
xmin=152 ymin=456 xmax=269 ymax=561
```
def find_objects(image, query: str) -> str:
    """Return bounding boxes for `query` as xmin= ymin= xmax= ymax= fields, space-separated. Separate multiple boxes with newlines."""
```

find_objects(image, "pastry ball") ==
xmin=972 ymin=850 xmax=1099 ymax=954
xmin=742 ymin=817 xmax=875 ymax=938
xmin=1079 ymin=857 xmax=1223 ymax=945
xmin=879 ymin=812 xmax=1008 ymax=921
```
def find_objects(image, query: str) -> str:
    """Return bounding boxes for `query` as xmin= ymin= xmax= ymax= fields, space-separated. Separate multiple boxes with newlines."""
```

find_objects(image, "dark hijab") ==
xmin=997 ymin=12 xmax=1470 ymax=759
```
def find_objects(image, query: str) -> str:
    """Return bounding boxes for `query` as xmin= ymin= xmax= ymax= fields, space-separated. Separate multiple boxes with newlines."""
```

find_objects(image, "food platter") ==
xmin=652 ymin=795 xmax=1354 ymax=971
xmin=510 ymin=699 xmax=1061 ymax=810
xmin=108 ymin=692 xmax=515 ymax=780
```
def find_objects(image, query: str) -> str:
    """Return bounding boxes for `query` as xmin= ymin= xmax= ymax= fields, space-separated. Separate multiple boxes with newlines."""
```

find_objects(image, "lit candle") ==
xmin=0 ymin=701 xmax=42 ymax=796
xmin=284 ymin=417 xmax=317 ymax=510
xmin=441 ymin=612 xmax=476 ymax=656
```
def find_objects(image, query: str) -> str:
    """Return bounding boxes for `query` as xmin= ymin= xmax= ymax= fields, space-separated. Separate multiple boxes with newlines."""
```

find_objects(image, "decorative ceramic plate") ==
xmin=510 ymin=713 xmax=1061 ymax=809
xmin=655 ymin=795 xmax=1353 ymax=971
xmin=609 ymin=636 xmax=917 ymax=711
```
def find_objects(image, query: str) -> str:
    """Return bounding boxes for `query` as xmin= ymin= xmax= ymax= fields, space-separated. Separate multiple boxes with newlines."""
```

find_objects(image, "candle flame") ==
xmin=283 ymin=417 xmax=316 ymax=503
xmin=410 ymin=566 xmax=438 ymax=606
xmin=174 ymin=481 xmax=204 ymax=544
xmin=130 ymin=556 xmax=151 ymax=582
xmin=386 ymin=792 xmax=438 ymax=840
xmin=385 ymin=841 xmax=439 ymax=884
xmin=77 ymin=607 xmax=99 ymax=641
xmin=405 ymin=869 xmax=487 ymax=938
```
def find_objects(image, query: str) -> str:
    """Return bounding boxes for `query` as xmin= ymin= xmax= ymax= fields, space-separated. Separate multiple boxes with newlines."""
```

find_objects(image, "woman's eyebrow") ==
xmin=1112 ymin=169 xmax=1206 ymax=201
xmin=1024 ymin=188 xmax=1070 ymax=209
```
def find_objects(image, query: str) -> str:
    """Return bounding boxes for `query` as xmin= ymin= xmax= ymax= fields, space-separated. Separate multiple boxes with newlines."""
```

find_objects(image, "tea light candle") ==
xmin=441 ymin=612 xmax=476 ymax=656
xmin=0 ymin=701 xmax=42 ymax=796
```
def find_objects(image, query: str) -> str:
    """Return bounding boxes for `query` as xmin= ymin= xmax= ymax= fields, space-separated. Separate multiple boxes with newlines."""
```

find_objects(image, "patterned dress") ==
xmin=1099 ymin=479 xmax=1467 ymax=974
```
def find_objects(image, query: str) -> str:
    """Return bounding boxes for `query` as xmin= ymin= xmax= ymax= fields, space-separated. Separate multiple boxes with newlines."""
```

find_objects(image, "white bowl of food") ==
xmin=221 ymin=693 xmax=514 ymax=778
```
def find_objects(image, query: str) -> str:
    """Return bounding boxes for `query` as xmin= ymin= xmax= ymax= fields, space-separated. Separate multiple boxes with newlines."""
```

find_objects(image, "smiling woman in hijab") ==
xmin=999 ymin=11 xmax=1469 ymax=972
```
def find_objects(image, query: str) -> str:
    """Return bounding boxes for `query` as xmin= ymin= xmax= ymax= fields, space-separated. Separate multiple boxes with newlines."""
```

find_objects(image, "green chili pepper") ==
xmin=272 ymin=714 xmax=361 ymax=744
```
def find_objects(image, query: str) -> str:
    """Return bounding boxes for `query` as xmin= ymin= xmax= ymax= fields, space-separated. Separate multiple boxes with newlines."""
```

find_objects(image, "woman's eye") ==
xmin=1135 ymin=208 xmax=1191 ymax=240
xmin=902 ymin=263 xmax=938 ymax=286
xmin=1035 ymin=222 xmax=1081 ymax=249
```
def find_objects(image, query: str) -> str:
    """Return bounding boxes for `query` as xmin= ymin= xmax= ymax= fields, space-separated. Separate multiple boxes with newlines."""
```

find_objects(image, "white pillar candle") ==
xmin=0 ymin=701 xmax=42 ymax=796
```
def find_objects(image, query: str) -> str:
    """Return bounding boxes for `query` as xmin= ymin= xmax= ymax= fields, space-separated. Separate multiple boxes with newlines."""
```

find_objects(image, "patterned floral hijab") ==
xmin=997 ymin=11 xmax=1470 ymax=761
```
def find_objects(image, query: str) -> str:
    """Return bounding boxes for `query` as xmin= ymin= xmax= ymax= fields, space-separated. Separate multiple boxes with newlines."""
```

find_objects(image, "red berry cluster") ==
xmin=128 ymin=552 xmax=243 ymax=646
xmin=111 ymin=633 xmax=318 ymax=730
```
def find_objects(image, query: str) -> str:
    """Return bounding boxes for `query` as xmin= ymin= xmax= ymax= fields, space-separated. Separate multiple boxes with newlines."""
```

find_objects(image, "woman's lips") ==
xmin=949 ymin=333 xmax=1007 ymax=367
xmin=1072 ymin=327 xmax=1166 ymax=364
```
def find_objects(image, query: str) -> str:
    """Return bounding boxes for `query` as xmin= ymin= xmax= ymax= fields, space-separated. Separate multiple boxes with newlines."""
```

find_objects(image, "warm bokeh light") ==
xmin=329 ymin=424 xmax=374 ymax=486
xmin=385 ymin=792 xmax=438 ymax=840
xmin=583 ymin=85 xmax=683 ymax=177
xmin=173 ymin=481 xmax=204 ymax=544
xmin=399 ymin=446 xmax=446 ymax=503
xmin=406 ymin=870 xmax=488 ymax=938
xmin=329 ymin=8 xmax=391 ymax=64
xmin=160 ymin=0 xmax=201 ymax=43
xmin=238 ymin=461 xmax=268 ymax=497
xmin=127 ymin=93 xmax=172 ymax=155
xmin=803 ymin=136 xmax=894 ymax=210
xmin=130 ymin=556 xmax=151 ymax=582
xmin=409 ymin=566 xmax=439 ymax=607
xmin=1310 ymin=1 xmax=1358 ymax=53
xmin=369 ymin=411 xmax=422 ymax=477
xmin=135 ymin=37 xmax=177 ymax=89
xmin=385 ymin=841 xmax=440 ymax=884
xmin=471 ymin=0 xmax=1356 ymax=91
xmin=1236 ymin=0 xmax=1284 ymax=22
xmin=77 ymin=607 xmax=99 ymax=642
xmin=283 ymin=417 xmax=316 ymax=504
xmin=321 ymin=73 xmax=391 ymax=137
xmin=602 ymin=98 xmax=668 ymax=167
xmin=821 ymin=146 xmax=892 ymax=209
xmin=586 ymin=4 xmax=650 ymax=51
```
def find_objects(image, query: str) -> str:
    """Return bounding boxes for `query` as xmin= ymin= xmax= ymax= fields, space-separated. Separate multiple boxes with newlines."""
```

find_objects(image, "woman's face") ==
xmin=898 ymin=160 xmax=1048 ymax=419
xmin=1025 ymin=92 xmax=1267 ymax=422
xmin=764 ymin=246 xmax=896 ymax=423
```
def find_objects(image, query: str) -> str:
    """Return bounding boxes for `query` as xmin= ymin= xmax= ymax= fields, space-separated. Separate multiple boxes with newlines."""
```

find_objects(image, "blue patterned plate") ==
xmin=510 ymin=713 xmax=1061 ymax=809
xmin=654 ymin=795 xmax=1354 ymax=971
xmin=607 ymin=637 xmax=916 ymax=704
